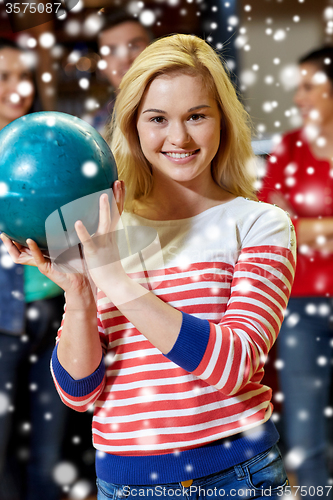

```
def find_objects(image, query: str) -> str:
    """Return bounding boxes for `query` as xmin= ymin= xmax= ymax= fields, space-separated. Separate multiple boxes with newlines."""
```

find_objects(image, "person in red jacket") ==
xmin=260 ymin=46 xmax=333 ymax=497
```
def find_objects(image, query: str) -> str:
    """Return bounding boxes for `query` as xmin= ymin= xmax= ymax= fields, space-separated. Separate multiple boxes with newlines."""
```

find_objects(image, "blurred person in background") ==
xmin=260 ymin=46 xmax=333 ymax=498
xmin=92 ymin=8 xmax=151 ymax=135
xmin=0 ymin=38 xmax=67 ymax=500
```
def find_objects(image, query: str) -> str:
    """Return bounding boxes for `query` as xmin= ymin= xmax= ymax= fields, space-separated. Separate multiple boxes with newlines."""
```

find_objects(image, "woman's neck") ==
xmin=306 ymin=119 xmax=333 ymax=163
xmin=318 ymin=118 xmax=333 ymax=140
xmin=132 ymin=174 xmax=235 ymax=221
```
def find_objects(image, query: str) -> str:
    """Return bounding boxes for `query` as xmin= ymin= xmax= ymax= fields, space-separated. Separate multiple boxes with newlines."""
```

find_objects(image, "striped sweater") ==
xmin=51 ymin=197 xmax=296 ymax=484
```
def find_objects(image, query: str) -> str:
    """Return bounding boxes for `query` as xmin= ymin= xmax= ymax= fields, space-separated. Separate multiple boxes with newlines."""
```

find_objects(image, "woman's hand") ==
xmin=0 ymin=181 xmax=125 ymax=296
xmin=0 ymin=235 xmax=36 ymax=267
xmin=0 ymin=232 xmax=91 ymax=295
xmin=74 ymin=180 xmax=126 ymax=294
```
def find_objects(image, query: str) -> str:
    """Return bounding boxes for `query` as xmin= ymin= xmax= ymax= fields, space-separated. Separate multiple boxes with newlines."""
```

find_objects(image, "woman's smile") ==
xmin=162 ymin=148 xmax=200 ymax=162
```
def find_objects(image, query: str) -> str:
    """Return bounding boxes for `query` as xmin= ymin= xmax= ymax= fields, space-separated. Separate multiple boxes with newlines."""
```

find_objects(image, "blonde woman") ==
xmin=2 ymin=34 xmax=296 ymax=499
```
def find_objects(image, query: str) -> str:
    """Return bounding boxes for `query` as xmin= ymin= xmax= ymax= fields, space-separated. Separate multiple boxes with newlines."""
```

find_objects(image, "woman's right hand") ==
xmin=0 ymin=233 xmax=91 ymax=296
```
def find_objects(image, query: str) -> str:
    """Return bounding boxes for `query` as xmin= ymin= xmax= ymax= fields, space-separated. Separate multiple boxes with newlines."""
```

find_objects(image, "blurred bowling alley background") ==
xmin=1 ymin=0 xmax=333 ymax=499
xmin=1 ymin=0 xmax=331 ymax=140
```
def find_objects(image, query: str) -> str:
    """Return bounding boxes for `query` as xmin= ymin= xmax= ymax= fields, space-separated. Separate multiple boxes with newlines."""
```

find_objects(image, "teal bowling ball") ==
xmin=0 ymin=111 xmax=118 ymax=252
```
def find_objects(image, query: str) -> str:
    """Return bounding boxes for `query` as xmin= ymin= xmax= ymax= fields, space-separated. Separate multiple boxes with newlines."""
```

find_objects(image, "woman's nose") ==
xmin=5 ymin=76 xmax=21 ymax=94
xmin=293 ymin=86 xmax=305 ymax=106
xmin=168 ymin=122 xmax=190 ymax=147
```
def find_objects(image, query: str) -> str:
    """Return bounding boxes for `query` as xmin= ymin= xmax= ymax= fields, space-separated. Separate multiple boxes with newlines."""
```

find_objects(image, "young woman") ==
xmin=2 ymin=34 xmax=296 ymax=499
xmin=0 ymin=38 xmax=67 ymax=500
xmin=260 ymin=46 xmax=333 ymax=497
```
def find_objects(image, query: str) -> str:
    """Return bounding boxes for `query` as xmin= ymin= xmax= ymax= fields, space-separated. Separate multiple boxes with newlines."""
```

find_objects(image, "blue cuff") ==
xmin=165 ymin=312 xmax=210 ymax=372
xmin=51 ymin=344 xmax=105 ymax=397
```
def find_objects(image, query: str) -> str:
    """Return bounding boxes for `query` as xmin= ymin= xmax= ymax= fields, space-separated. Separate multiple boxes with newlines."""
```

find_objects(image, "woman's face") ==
xmin=0 ymin=48 xmax=35 ymax=129
xmin=293 ymin=62 xmax=333 ymax=127
xmin=136 ymin=72 xmax=221 ymax=187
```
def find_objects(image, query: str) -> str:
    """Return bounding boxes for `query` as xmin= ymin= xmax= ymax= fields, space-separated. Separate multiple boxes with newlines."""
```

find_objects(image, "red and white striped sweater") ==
xmin=51 ymin=197 xmax=296 ymax=459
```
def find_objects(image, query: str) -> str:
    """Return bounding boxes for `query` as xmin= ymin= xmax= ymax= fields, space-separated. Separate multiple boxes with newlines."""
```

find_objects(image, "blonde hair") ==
xmin=109 ymin=34 xmax=256 ymax=211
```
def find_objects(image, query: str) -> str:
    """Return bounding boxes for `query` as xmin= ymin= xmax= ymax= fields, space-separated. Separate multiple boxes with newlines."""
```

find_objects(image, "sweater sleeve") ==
xmin=166 ymin=205 xmax=296 ymax=396
xmin=50 ymin=303 xmax=107 ymax=412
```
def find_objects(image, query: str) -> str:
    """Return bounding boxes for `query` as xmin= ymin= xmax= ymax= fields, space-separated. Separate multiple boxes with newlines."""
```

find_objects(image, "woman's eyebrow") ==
xmin=188 ymin=105 xmax=211 ymax=112
xmin=142 ymin=108 xmax=166 ymax=114
xmin=142 ymin=104 xmax=211 ymax=114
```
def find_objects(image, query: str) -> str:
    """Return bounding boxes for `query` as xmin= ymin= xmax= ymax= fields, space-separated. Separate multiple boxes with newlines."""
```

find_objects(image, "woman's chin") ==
xmin=4 ymin=107 xmax=29 ymax=121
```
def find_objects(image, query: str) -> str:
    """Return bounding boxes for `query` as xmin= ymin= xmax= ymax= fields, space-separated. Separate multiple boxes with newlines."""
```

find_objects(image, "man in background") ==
xmin=93 ymin=9 xmax=152 ymax=135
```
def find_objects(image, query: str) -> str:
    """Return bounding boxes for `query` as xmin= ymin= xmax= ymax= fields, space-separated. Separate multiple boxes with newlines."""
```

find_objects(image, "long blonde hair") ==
xmin=109 ymin=34 xmax=256 ymax=211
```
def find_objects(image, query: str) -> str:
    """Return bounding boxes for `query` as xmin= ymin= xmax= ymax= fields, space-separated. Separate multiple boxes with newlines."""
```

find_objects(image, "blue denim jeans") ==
xmin=0 ymin=295 xmax=68 ymax=500
xmin=278 ymin=297 xmax=333 ymax=498
xmin=96 ymin=445 xmax=288 ymax=499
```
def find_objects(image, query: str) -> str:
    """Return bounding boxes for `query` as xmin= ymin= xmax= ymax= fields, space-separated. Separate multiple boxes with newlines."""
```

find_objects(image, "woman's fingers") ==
xmin=92 ymin=183 xmax=125 ymax=239
xmin=75 ymin=220 xmax=96 ymax=255
xmin=98 ymin=193 xmax=112 ymax=234
xmin=75 ymin=219 xmax=91 ymax=241
xmin=75 ymin=183 xmax=125 ymax=267
xmin=12 ymin=240 xmax=27 ymax=252
xmin=0 ymin=234 xmax=40 ymax=267
xmin=96 ymin=186 xmax=122 ymax=236
xmin=1 ymin=232 xmax=94 ymax=296
xmin=26 ymin=239 xmax=49 ymax=268
xmin=0 ymin=233 xmax=22 ymax=261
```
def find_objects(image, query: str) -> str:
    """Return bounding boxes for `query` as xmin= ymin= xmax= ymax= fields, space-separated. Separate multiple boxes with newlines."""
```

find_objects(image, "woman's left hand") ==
xmin=74 ymin=180 xmax=126 ymax=293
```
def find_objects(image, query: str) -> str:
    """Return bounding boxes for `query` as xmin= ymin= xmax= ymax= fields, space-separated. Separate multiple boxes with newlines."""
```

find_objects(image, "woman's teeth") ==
xmin=166 ymin=151 xmax=196 ymax=159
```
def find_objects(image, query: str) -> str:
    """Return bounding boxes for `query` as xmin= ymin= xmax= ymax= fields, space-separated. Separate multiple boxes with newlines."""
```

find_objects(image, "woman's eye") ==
xmin=151 ymin=116 xmax=166 ymax=124
xmin=20 ymin=72 xmax=32 ymax=81
xmin=189 ymin=114 xmax=204 ymax=121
